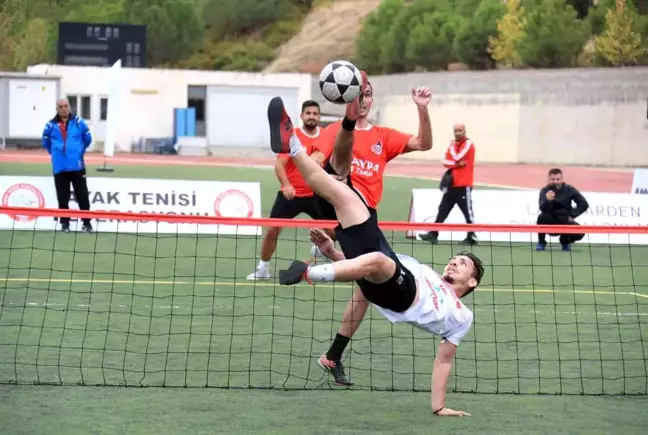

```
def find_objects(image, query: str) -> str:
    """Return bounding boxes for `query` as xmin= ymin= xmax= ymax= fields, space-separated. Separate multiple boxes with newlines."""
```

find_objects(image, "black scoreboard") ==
xmin=57 ymin=22 xmax=147 ymax=68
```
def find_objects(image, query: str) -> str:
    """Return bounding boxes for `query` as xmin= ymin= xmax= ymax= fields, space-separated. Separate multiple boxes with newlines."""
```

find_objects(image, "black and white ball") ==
xmin=319 ymin=60 xmax=363 ymax=104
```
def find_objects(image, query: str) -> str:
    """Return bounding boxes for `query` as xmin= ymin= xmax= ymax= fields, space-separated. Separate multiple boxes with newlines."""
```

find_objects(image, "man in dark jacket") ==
xmin=42 ymin=98 xmax=94 ymax=232
xmin=536 ymin=168 xmax=588 ymax=252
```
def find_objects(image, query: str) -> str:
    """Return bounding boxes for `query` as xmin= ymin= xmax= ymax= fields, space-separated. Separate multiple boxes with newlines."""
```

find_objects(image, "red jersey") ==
xmin=313 ymin=122 xmax=412 ymax=209
xmin=442 ymin=138 xmax=475 ymax=187
xmin=278 ymin=126 xmax=321 ymax=197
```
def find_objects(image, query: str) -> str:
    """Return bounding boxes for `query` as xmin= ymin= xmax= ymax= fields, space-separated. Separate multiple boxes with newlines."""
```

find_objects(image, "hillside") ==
xmin=264 ymin=0 xmax=382 ymax=73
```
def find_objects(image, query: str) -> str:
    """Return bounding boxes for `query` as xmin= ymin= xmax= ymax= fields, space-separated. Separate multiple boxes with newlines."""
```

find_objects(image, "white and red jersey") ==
xmin=442 ymin=138 xmax=475 ymax=187
xmin=375 ymin=254 xmax=474 ymax=346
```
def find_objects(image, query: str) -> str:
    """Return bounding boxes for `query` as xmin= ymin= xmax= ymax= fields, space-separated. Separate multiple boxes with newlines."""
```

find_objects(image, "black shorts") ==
xmin=314 ymin=161 xmax=370 ymax=220
xmin=335 ymin=213 xmax=417 ymax=313
xmin=269 ymin=192 xmax=323 ymax=220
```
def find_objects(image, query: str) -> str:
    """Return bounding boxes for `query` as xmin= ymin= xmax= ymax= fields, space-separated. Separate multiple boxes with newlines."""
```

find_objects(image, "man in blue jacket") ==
xmin=42 ymin=98 xmax=94 ymax=232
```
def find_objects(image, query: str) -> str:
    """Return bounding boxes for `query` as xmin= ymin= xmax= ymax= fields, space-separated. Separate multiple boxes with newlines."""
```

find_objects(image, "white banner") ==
xmin=407 ymin=189 xmax=648 ymax=245
xmin=632 ymin=168 xmax=648 ymax=194
xmin=103 ymin=59 xmax=122 ymax=158
xmin=0 ymin=176 xmax=262 ymax=235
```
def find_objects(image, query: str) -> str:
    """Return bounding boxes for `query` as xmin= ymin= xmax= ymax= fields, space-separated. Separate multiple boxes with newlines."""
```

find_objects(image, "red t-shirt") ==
xmin=278 ymin=126 xmax=321 ymax=197
xmin=313 ymin=122 xmax=412 ymax=209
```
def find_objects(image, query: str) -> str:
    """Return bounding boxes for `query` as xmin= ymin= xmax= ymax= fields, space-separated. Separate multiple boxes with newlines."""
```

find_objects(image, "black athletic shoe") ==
xmin=419 ymin=231 xmax=438 ymax=244
xmin=267 ymin=97 xmax=293 ymax=154
xmin=279 ymin=260 xmax=309 ymax=285
xmin=61 ymin=224 xmax=70 ymax=233
xmin=459 ymin=236 xmax=478 ymax=246
xmin=82 ymin=223 xmax=94 ymax=233
xmin=318 ymin=354 xmax=353 ymax=386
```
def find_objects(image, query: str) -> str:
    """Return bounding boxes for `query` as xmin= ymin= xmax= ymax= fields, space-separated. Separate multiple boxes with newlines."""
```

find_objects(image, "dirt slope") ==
xmin=264 ymin=0 xmax=382 ymax=73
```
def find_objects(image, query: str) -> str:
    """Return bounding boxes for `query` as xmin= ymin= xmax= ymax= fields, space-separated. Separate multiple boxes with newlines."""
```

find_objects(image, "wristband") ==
xmin=341 ymin=116 xmax=356 ymax=131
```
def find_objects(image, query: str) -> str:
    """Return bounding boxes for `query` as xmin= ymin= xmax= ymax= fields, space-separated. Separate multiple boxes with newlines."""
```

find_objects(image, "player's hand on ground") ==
xmin=281 ymin=184 xmax=296 ymax=200
xmin=309 ymin=228 xmax=335 ymax=256
xmin=411 ymin=87 xmax=432 ymax=107
xmin=434 ymin=407 xmax=471 ymax=417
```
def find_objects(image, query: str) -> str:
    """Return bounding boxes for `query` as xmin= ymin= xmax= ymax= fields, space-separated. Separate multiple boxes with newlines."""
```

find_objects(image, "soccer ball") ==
xmin=318 ymin=60 xmax=363 ymax=104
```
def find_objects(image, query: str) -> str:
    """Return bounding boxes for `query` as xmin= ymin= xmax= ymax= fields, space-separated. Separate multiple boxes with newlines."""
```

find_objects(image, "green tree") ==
xmin=447 ymin=0 xmax=483 ymax=16
xmin=64 ymin=0 xmax=126 ymax=22
xmin=589 ymin=0 xmax=648 ymax=39
xmin=210 ymin=41 xmax=275 ymax=71
xmin=488 ymin=0 xmax=526 ymax=68
xmin=11 ymin=18 xmax=50 ymax=70
xmin=354 ymin=0 xmax=406 ymax=74
xmin=454 ymin=0 xmax=506 ymax=69
xmin=405 ymin=10 xmax=464 ymax=70
xmin=516 ymin=0 xmax=591 ymax=68
xmin=0 ymin=0 xmax=23 ymax=70
xmin=379 ymin=4 xmax=418 ymax=73
xmin=123 ymin=0 xmax=204 ymax=66
xmin=379 ymin=0 xmax=454 ymax=73
xmin=595 ymin=0 xmax=647 ymax=65
xmin=203 ymin=0 xmax=295 ymax=39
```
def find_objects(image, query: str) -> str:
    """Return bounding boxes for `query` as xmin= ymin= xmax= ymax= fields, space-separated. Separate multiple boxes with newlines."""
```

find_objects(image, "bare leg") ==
xmin=322 ymin=287 xmax=369 ymax=379
xmin=289 ymin=137 xmax=396 ymax=285
xmin=337 ymin=288 xmax=369 ymax=338
xmin=290 ymin=139 xmax=368 ymax=230
xmin=260 ymin=227 xmax=281 ymax=262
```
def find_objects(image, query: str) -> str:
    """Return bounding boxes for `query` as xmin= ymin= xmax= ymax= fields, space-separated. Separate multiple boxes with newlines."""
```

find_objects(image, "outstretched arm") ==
xmin=404 ymin=87 xmax=433 ymax=153
xmin=431 ymin=340 xmax=470 ymax=417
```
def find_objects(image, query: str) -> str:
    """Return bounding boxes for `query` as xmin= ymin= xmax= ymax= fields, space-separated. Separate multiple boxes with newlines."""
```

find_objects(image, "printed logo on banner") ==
xmin=0 ymin=176 xmax=262 ymax=235
xmin=1 ymin=183 xmax=46 ymax=222
xmin=213 ymin=189 xmax=254 ymax=218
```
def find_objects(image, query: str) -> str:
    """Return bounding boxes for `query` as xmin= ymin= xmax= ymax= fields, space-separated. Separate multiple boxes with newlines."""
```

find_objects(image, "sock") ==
xmin=326 ymin=333 xmax=350 ymax=362
xmin=306 ymin=264 xmax=335 ymax=282
xmin=289 ymin=134 xmax=303 ymax=157
xmin=258 ymin=260 xmax=269 ymax=270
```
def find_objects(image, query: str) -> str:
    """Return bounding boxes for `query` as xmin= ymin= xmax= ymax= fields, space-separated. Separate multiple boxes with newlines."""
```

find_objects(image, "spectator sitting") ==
xmin=536 ymin=168 xmax=588 ymax=252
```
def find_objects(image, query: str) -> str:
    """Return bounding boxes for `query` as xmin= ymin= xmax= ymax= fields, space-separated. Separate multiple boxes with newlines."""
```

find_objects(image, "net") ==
xmin=1 ymin=206 xmax=647 ymax=395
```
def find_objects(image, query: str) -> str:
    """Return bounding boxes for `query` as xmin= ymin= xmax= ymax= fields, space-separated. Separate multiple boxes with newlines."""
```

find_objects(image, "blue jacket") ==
xmin=42 ymin=114 xmax=92 ymax=174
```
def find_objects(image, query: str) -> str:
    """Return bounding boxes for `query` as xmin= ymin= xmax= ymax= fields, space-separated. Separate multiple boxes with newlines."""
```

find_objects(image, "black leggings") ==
xmin=537 ymin=212 xmax=585 ymax=245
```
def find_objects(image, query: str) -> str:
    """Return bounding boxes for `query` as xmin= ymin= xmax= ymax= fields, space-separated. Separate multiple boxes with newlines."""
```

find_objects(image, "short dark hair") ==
xmin=548 ymin=168 xmax=562 ymax=176
xmin=301 ymin=100 xmax=320 ymax=113
xmin=456 ymin=251 xmax=484 ymax=297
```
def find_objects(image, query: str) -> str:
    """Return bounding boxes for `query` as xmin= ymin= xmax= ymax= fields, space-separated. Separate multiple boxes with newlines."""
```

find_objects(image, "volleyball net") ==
xmin=0 ymin=206 xmax=646 ymax=395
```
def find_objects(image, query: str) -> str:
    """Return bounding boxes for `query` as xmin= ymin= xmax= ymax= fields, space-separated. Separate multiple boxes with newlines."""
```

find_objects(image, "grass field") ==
xmin=1 ymin=162 xmax=647 ymax=434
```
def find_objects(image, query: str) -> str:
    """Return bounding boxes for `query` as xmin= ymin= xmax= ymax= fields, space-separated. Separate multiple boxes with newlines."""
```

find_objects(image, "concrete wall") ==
xmin=312 ymin=67 xmax=648 ymax=167
xmin=23 ymin=65 xmax=648 ymax=166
